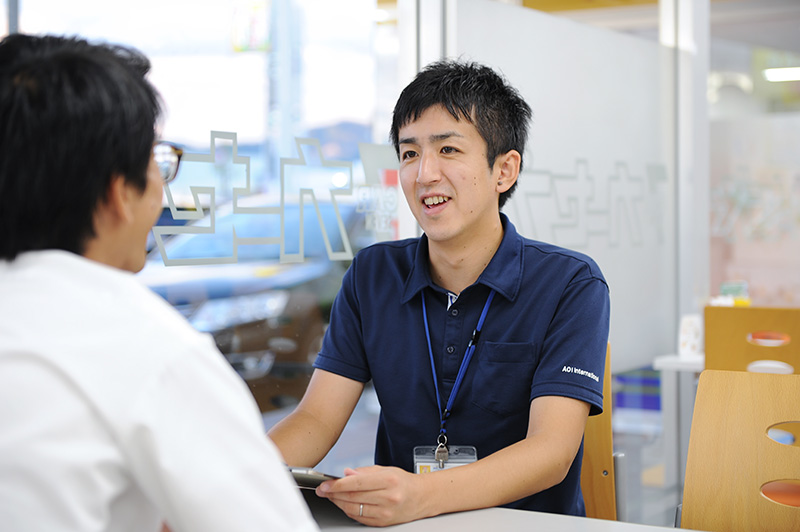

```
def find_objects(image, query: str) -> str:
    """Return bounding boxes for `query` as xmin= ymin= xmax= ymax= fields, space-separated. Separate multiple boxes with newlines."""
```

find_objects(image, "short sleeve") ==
xmin=530 ymin=271 xmax=610 ymax=416
xmin=314 ymin=259 xmax=371 ymax=383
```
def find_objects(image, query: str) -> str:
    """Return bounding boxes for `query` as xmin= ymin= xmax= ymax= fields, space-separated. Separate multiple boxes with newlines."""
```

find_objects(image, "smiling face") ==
xmin=398 ymin=105 xmax=518 ymax=253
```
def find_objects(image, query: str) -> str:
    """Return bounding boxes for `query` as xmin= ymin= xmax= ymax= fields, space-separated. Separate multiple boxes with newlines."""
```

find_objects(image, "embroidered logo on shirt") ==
xmin=561 ymin=365 xmax=600 ymax=382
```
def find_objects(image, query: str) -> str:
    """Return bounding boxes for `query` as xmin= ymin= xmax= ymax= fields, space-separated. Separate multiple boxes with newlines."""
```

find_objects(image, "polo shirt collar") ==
xmin=400 ymin=213 xmax=523 ymax=304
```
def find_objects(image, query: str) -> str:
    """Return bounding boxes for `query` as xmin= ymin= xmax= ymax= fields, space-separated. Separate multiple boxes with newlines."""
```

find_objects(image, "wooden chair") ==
xmin=681 ymin=370 xmax=800 ymax=531
xmin=581 ymin=344 xmax=624 ymax=520
xmin=704 ymin=306 xmax=800 ymax=373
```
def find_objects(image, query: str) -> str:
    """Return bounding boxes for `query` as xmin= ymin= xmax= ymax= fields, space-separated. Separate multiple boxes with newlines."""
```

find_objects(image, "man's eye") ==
xmin=401 ymin=150 xmax=417 ymax=160
xmin=441 ymin=146 xmax=457 ymax=154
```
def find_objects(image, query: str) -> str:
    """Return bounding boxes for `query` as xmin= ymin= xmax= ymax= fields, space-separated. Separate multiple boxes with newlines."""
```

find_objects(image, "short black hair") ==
xmin=390 ymin=59 xmax=532 ymax=208
xmin=0 ymin=34 xmax=162 ymax=261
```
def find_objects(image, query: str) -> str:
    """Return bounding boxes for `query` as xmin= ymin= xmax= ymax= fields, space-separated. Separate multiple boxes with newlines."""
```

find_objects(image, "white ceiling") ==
xmin=556 ymin=0 xmax=800 ymax=56
xmin=710 ymin=0 xmax=800 ymax=55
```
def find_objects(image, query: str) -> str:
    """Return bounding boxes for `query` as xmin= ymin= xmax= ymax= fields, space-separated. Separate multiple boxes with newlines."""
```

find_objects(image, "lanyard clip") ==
xmin=435 ymin=433 xmax=449 ymax=468
xmin=468 ymin=328 xmax=481 ymax=348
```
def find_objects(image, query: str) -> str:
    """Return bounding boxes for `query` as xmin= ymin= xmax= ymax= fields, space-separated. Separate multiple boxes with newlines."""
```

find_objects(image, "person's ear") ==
xmin=103 ymin=174 xmax=137 ymax=224
xmin=495 ymin=150 xmax=521 ymax=193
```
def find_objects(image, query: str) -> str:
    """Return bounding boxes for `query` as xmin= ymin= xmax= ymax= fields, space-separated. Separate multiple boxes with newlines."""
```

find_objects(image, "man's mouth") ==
xmin=423 ymin=195 xmax=450 ymax=207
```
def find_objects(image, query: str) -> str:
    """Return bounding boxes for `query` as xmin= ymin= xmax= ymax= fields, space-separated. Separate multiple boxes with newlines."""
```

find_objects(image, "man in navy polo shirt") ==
xmin=269 ymin=60 xmax=610 ymax=526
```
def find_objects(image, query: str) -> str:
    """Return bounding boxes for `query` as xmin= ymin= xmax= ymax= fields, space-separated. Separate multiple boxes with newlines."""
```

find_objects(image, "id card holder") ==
xmin=413 ymin=445 xmax=477 ymax=473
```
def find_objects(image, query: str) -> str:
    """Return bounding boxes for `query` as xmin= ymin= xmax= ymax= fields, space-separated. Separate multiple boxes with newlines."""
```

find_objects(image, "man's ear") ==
xmin=495 ymin=150 xmax=521 ymax=194
xmin=101 ymin=174 xmax=136 ymax=224
xmin=84 ymin=175 xmax=139 ymax=268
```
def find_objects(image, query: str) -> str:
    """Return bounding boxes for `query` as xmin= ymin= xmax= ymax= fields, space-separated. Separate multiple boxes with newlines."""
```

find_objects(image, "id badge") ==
xmin=413 ymin=445 xmax=477 ymax=474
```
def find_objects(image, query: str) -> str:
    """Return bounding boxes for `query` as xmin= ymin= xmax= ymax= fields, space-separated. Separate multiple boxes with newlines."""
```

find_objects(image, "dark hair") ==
xmin=0 ymin=34 xmax=162 ymax=261
xmin=390 ymin=59 xmax=531 ymax=208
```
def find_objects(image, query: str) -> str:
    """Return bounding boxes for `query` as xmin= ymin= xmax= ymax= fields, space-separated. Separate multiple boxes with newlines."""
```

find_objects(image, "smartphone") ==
xmin=289 ymin=467 xmax=340 ymax=489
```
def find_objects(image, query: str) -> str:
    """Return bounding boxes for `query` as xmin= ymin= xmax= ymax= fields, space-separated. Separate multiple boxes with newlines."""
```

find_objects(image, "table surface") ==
xmin=303 ymin=490 xmax=686 ymax=531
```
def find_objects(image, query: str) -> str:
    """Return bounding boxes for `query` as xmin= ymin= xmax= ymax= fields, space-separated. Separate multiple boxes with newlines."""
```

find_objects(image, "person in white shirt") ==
xmin=0 ymin=33 xmax=318 ymax=532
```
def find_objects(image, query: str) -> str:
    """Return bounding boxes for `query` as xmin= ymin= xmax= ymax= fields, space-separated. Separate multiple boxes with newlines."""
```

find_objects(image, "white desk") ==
xmin=304 ymin=491 xmax=686 ymax=531
xmin=652 ymin=352 xmax=704 ymax=489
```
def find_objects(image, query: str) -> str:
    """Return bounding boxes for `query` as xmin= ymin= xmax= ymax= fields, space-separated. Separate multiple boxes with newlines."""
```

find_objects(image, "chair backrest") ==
xmin=580 ymin=344 xmax=616 ymax=521
xmin=704 ymin=306 xmax=800 ymax=373
xmin=682 ymin=370 xmax=800 ymax=531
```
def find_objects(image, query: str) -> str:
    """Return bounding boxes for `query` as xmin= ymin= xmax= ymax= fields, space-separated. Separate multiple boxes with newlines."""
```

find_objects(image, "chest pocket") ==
xmin=470 ymin=342 xmax=539 ymax=418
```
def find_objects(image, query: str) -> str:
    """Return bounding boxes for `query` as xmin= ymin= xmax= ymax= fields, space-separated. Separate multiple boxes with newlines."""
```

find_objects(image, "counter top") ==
xmin=303 ymin=490 xmax=685 ymax=531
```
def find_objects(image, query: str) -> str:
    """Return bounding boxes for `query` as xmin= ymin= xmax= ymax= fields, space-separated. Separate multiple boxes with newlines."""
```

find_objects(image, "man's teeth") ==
xmin=424 ymin=196 xmax=449 ymax=206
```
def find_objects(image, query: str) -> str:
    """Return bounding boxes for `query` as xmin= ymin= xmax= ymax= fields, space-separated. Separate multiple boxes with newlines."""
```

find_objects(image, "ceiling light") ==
xmin=763 ymin=67 xmax=800 ymax=82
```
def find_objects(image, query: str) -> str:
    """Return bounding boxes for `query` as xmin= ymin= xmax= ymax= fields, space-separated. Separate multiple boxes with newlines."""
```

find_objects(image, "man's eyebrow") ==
xmin=430 ymin=131 xmax=463 ymax=142
xmin=398 ymin=136 xmax=416 ymax=146
xmin=398 ymin=131 xmax=464 ymax=145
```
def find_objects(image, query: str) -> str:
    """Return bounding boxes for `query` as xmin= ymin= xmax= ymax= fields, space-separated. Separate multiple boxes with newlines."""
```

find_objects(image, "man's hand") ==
xmin=315 ymin=466 xmax=428 ymax=527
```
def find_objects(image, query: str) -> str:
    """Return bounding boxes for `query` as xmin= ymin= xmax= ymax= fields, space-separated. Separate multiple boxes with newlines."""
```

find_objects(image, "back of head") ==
xmin=0 ymin=34 xmax=162 ymax=261
xmin=390 ymin=59 xmax=532 ymax=208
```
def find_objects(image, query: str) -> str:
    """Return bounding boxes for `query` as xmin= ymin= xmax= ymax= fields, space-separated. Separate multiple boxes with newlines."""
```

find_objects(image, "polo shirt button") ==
xmin=446 ymin=346 xmax=455 ymax=354
xmin=451 ymin=309 xmax=459 ymax=316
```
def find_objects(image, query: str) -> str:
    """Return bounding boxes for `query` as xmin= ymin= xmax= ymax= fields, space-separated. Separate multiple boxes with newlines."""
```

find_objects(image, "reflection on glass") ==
xmin=22 ymin=0 xmax=400 ymax=414
xmin=158 ymin=203 xmax=350 ymax=261
xmin=138 ymin=200 xmax=374 ymax=412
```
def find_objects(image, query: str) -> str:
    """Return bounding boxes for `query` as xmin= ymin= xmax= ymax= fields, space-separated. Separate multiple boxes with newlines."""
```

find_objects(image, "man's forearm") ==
xmin=416 ymin=433 xmax=578 ymax=517
xmin=267 ymin=369 xmax=365 ymax=467
xmin=267 ymin=408 xmax=341 ymax=467
xmin=416 ymin=396 xmax=589 ymax=518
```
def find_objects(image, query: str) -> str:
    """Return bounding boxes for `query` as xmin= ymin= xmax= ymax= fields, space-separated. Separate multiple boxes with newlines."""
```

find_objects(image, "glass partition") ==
xmin=12 ymin=0 xmax=402 ymax=415
xmin=709 ymin=41 xmax=800 ymax=307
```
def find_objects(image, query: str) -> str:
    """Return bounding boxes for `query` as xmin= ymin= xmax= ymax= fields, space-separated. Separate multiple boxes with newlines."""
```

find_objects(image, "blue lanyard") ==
xmin=422 ymin=288 xmax=496 ymax=443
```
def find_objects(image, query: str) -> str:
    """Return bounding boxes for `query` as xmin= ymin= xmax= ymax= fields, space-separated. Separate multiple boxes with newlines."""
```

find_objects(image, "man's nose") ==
xmin=416 ymin=152 xmax=441 ymax=185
